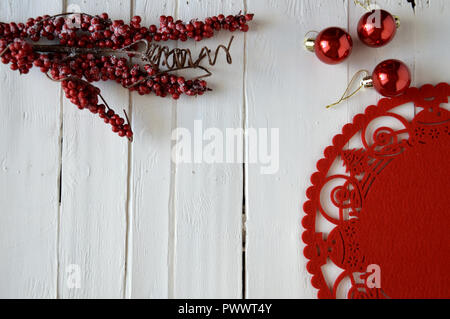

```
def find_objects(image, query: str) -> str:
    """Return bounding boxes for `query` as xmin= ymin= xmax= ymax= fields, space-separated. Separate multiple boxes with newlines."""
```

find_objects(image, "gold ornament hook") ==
xmin=303 ymin=30 xmax=318 ymax=51
xmin=394 ymin=15 xmax=401 ymax=28
xmin=326 ymin=70 xmax=372 ymax=109
xmin=354 ymin=0 xmax=372 ymax=11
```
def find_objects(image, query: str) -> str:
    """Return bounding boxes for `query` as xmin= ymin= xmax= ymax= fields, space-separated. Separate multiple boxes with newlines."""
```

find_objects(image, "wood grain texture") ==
xmin=0 ymin=0 xmax=62 ymax=299
xmin=173 ymin=0 xmax=245 ymax=299
xmin=413 ymin=0 xmax=450 ymax=151
xmin=58 ymin=0 xmax=130 ymax=299
xmin=127 ymin=0 xmax=176 ymax=299
xmin=414 ymin=0 xmax=450 ymax=85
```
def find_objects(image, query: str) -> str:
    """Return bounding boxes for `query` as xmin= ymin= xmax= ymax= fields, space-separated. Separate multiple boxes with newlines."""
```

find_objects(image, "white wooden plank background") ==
xmin=58 ymin=0 xmax=131 ymax=299
xmin=172 ymin=0 xmax=244 ymax=299
xmin=128 ymin=0 xmax=176 ymax=299
xmin=0 ymin=0 xmax=448 ymax=299
xmin=0 ymin=0 xmax=62 ymax=299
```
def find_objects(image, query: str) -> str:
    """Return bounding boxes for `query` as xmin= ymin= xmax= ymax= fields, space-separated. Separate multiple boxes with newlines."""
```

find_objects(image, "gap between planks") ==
xmin=124 ymin=0 xmax=136 ymax=299
xmin=241 ymin=0 xmax=249 ymax=300
xmin=55 ymin=0 xmax=68 ymax=300
xmin=168 ymin=0 xmax=180 ymax=299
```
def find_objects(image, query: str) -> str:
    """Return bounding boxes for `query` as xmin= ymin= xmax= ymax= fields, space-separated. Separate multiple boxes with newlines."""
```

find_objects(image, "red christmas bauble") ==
xmin=372 ymin=59 xmax=411 ymax=97
xmin=314 ymin=27 xmax=353 ymax=64
xmin=357 ymin=9 xmax=397 ymax=47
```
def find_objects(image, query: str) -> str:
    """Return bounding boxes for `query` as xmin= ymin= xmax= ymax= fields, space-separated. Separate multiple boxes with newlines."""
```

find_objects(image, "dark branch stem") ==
xmin=32 ymin=44 xmax=145 ymax=58
xmin=30 ymin=36 xmax=234 ymax=79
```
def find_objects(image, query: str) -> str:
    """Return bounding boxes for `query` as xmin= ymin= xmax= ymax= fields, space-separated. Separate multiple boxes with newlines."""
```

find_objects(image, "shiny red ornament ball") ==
xmin=371 ymin=59 xmax=411 ymax=97
xmin=357 ymin=9 xmax=397 ymax=47
xmin=314 ymin=27 xmax=353 ymax=64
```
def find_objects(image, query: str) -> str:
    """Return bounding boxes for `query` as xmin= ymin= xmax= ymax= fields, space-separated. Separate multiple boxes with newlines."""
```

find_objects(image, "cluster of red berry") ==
xmin=1 ymin=39 xmax=35 ymax=74
xmin=157 ymin=13 xmax=253 ymax=42
xmin=31 ymin=52 xmax=210 ymax=99
xmin=62 ymin=78 xmax=133 ymax=140
xmin=0 ymin=12 xmax=253 ymax=49
xmin=0 ymin=12 xmax=253 ymax=141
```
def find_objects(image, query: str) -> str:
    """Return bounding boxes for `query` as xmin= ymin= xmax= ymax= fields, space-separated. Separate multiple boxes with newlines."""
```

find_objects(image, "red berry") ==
xmin=132 ymin=16 xmax=142 ymax=24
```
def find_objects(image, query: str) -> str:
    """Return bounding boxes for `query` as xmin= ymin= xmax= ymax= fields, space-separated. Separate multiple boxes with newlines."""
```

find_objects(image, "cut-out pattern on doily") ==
xmin=302 ymin=83 xmax=450 ymax=299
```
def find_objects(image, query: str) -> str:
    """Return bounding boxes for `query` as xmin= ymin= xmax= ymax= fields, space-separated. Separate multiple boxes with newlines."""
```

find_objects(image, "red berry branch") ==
xmin=0 ymin=12 xmax=254 ymax=141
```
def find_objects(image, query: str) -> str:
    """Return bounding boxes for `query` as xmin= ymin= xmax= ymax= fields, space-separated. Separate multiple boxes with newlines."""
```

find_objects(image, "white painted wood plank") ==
xmin=59 ymin=0 xmax=131 ymax=298
xmin=127 ymin=0 xmax=177 ymax=299
xmin=413 ymin=0 xmax=450 ymax=150
xmin=245 ymin=0 xmax=350 ymax=298
xmin=0 ymin=0 xmax=62 ymax=298
xmin=173 ymin=0 xmax=245 ymax=298
xmin=414 ymin=0 xmax=450 ymax=85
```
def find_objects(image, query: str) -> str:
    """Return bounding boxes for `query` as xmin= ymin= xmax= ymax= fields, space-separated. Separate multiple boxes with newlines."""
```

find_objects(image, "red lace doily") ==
xmin=302 ymin=83 xmax=450 ymax=299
